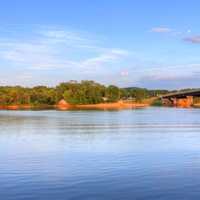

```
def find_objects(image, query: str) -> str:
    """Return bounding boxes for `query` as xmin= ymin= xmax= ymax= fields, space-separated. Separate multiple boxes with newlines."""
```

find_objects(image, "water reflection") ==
xmin=1 ymin=108 xmax=200 ymax=199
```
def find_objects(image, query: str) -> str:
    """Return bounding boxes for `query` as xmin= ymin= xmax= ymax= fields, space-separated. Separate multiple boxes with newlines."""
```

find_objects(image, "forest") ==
xmin=0 ymin=80 xmax=169 ymax=106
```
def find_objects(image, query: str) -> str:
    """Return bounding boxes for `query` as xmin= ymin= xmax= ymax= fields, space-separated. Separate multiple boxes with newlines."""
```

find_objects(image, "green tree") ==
xmin=105 ymin=85 xmax=120 ymax=102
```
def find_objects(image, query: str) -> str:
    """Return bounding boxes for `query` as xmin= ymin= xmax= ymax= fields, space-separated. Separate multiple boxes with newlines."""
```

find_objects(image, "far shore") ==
xmin=0 ymin=105 xmax=55 ymax=110
xmin=1 ymin=100 xmax=200 ymax=111
xmin=57 ymin=100 xmax=149 ymax=110
xmin=0 ymin=101 xmax=149 ymax=111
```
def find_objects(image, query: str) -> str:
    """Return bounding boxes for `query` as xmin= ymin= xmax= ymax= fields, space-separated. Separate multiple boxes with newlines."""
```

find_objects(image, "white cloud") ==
xmin=120 ymin=71 xmax=129 ymax=77
xmin=150 ymin=27 xmax=172 ymax=33
xmin=40 ymin=29 xmax=86 ymax=41
xmin=0 ymin=27 xmax=130 ymax=73
xmin=81 ymin=49 xmax=129 ymax=69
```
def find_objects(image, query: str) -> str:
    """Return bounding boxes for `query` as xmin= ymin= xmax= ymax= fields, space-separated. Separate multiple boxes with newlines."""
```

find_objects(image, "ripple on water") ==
xmin=1 ymin=108 xmax=200 ymax=199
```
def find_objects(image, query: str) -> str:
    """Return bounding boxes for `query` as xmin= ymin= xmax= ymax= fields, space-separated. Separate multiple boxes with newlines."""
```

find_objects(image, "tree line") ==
xmin=0 ymin=80 xmax=169 ymax=106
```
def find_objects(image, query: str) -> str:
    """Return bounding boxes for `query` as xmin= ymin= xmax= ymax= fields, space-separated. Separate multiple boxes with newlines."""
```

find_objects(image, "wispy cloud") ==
xmin=1 ymin=25 xmax=199 ymax=88
xmin=150 ymin=26 xmax=195 ymax=38
xmin=150 ymin=27 xmax=172 ymax=33
xmin=183 ymin=35 xmax=200 ymax=44
xmin=0 ymin=25 xmax=132 ymax=86
xmin=81 ymin=49 xmax=129 ymax=67
xmin=0 ymin=26 xmax=129 ymax=71
xmin=150 ymin=26 xmax=200 ymax=46
xmin=134 ymin=63 xmax=200 ymax=89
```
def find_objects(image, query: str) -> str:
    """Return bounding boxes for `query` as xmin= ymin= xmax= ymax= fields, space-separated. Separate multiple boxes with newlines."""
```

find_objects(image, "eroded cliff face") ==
xmin=56 ymin=99 xmax=148 ymax=110
xmin=57 ymin=100 xmax=73 ymax=110
xmin=176 ymin=97 xmax=193 ymax=108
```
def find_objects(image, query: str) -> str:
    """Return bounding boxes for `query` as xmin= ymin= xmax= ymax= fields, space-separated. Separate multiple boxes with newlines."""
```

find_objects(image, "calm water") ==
xmin=1 ymin=108 xmax=200 ymax=200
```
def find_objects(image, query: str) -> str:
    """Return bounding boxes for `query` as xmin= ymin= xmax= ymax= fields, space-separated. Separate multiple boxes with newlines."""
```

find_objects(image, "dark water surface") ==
xmin=1 ymin=108 xmax=200 ymax=200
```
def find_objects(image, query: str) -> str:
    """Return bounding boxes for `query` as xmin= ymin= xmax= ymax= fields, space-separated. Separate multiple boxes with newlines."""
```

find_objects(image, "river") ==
xmin=1 ymin=108 xmax=200 ymax=199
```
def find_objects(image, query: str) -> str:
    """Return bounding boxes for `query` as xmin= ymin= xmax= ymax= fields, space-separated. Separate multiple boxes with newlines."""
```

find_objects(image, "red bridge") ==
xmin=161 ymin=89 xmax=200 ymax=107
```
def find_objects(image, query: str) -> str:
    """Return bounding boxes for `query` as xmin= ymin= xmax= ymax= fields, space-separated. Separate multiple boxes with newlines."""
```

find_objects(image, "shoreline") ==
xmin=0 ymin=105 xmax=56 ymax=110
xmin=1 ymin=102 xmax=199 ymax=111
xmin=0 ymin=101 xmax=149 ymax=111
xmin=57 ymin=101 xmax=149 ymax=110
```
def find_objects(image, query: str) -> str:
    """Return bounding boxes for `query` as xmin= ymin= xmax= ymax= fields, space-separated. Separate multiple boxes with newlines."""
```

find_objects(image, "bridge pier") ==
xmin=186 ymin=96 xmax=193 ymax=106
xmin=161 ymin=98 xmax=173 ymax=106
xmin=171 ymin=98 xmax=177 ymax=106
xmin=162 ymin=96 xmax=193 ymax=108
xmin=161 ymin=89 xmax=200 ymax=108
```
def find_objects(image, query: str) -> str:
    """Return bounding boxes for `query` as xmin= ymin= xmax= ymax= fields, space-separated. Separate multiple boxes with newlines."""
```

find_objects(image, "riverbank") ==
xmin=56 ymin=101 xmax=149 ymax=110
xmin=0 ymin=101 xmax=149 ymax=110
xmin=0 ymin=105 xmax=55 ymax=110
xmin=193 ymin=103 xmax=200 ymax=108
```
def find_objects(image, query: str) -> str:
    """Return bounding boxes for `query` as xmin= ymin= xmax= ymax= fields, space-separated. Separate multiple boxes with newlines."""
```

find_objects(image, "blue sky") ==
xmin=0 ymin=0 xmax=200 ymax=89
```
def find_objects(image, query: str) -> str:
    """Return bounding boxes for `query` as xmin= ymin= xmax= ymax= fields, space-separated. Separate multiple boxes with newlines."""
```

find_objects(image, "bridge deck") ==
xmin=161 ymin=89 xmax=200 ymax=98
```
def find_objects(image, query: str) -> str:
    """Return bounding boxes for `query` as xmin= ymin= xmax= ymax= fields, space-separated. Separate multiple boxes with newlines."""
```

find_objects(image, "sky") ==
xmin=0 ymin=0 xmax=200 ymax=89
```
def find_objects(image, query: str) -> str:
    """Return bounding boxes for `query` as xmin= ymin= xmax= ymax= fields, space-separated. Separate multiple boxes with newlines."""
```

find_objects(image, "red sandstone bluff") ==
xmin=56 ymin=99 xmax=149 ymax=110
xmin=57 ymin=100 xmax=74 ymax=110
